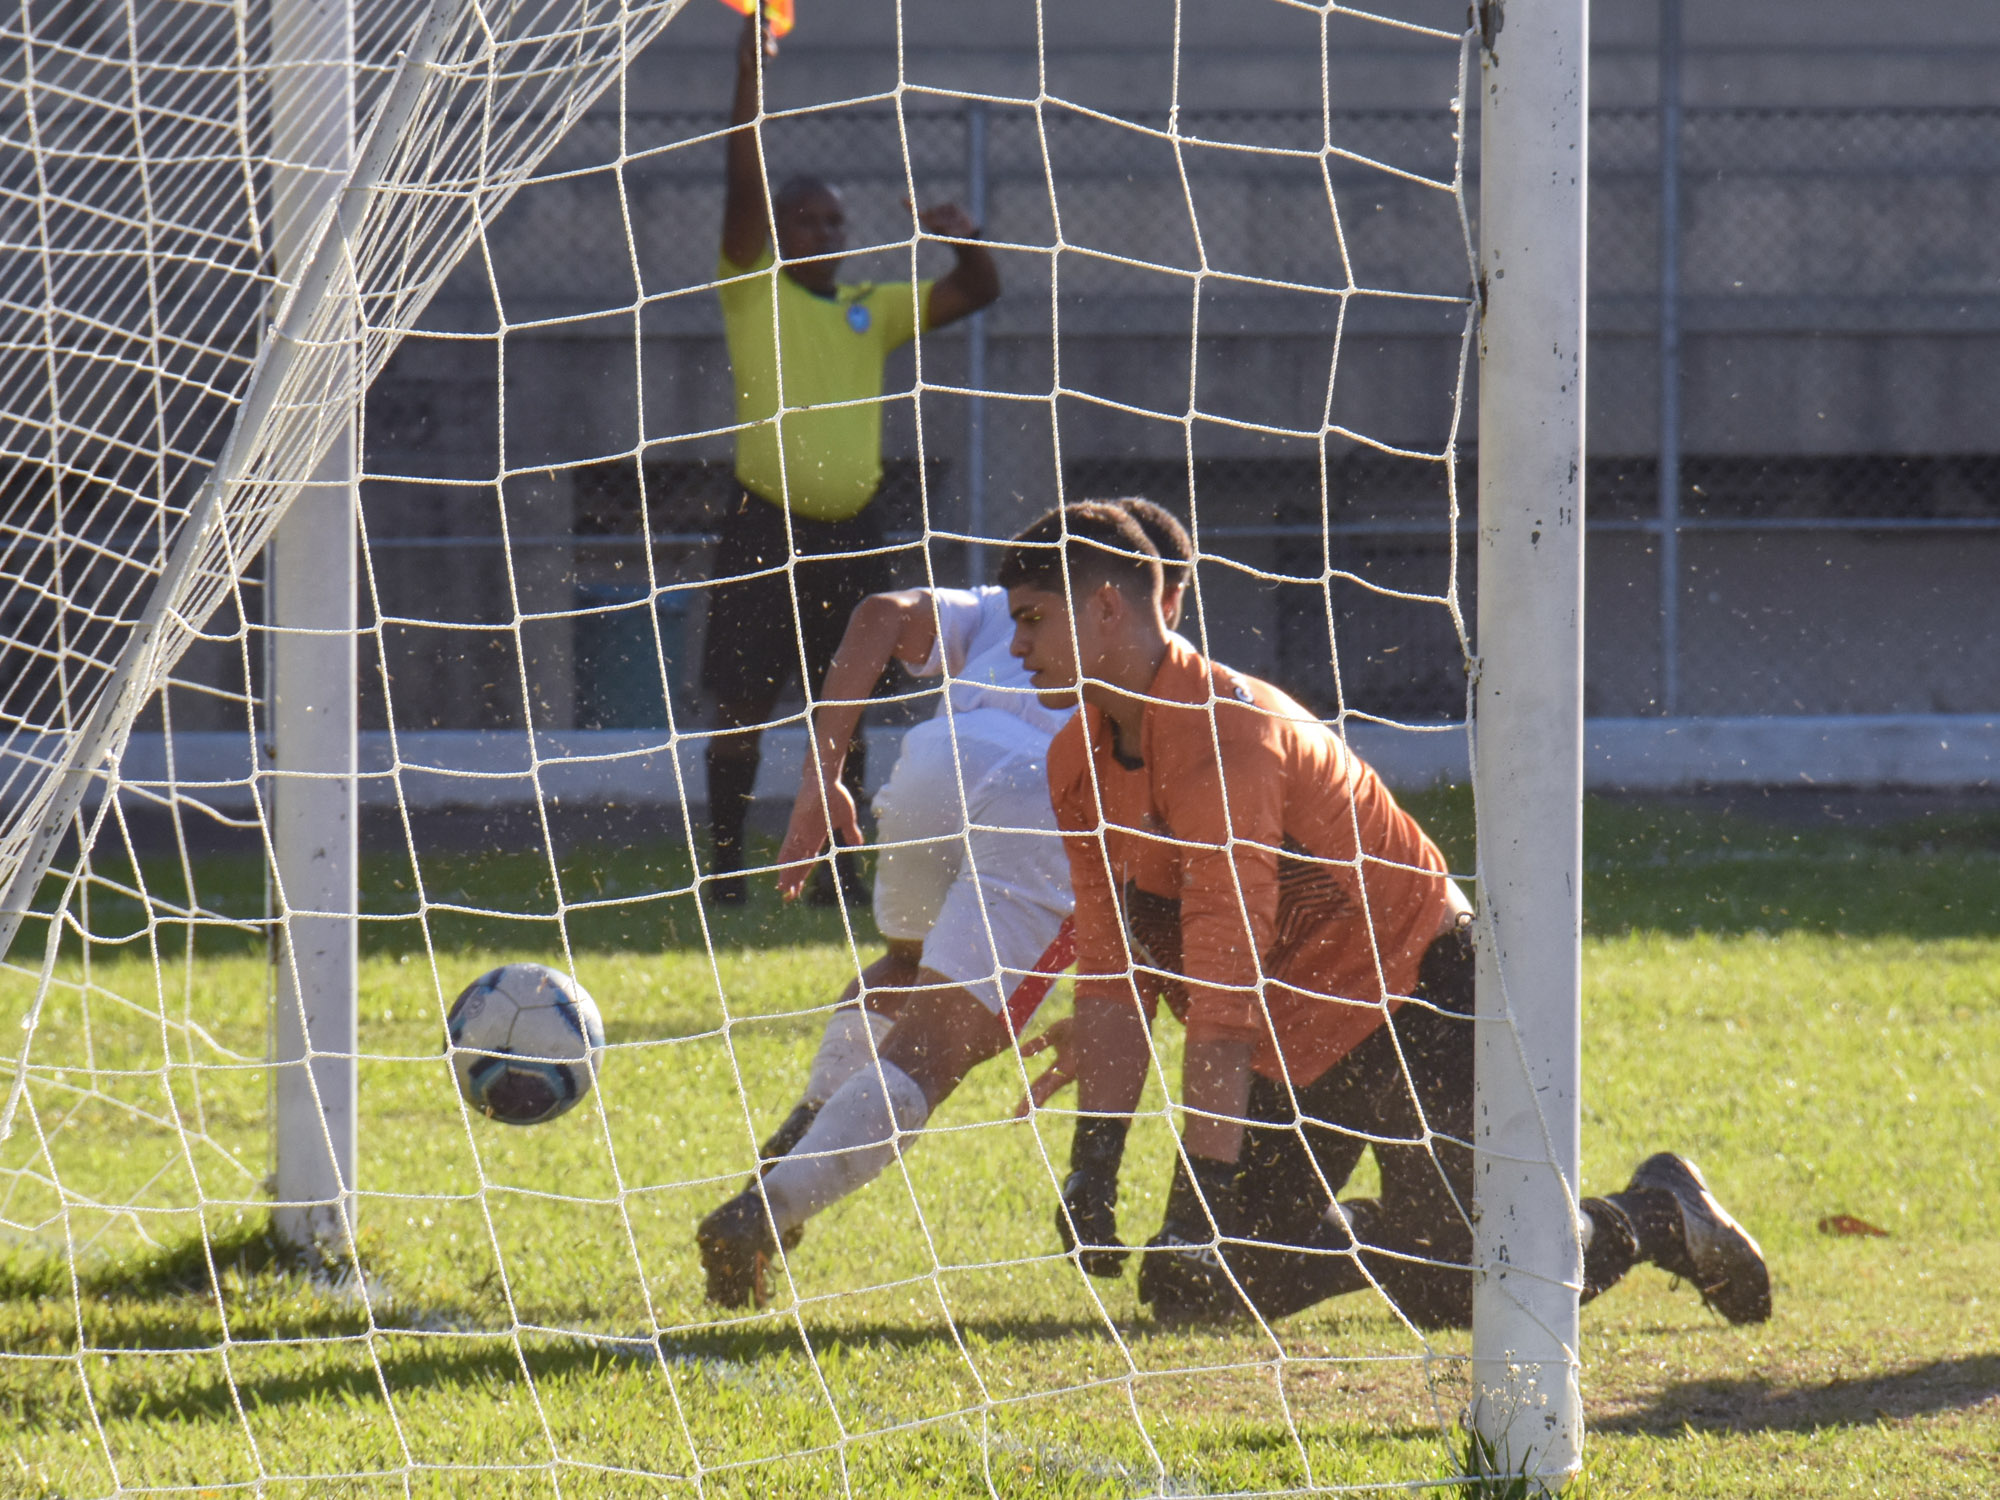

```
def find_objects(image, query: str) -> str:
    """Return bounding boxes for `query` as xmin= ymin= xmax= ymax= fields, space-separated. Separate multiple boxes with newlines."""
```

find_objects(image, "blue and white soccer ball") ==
xmin=446 ymin=963 xmax=605 ymax=1125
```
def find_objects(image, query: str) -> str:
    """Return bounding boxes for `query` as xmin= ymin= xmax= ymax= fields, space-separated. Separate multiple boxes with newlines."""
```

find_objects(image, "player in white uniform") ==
xmin=697 ymin=502 xmax=1191 ymax=1307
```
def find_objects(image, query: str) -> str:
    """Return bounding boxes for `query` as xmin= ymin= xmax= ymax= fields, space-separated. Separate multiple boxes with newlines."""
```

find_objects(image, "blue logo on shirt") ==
xmin=846 ymin=302 xmax=871 ymax=334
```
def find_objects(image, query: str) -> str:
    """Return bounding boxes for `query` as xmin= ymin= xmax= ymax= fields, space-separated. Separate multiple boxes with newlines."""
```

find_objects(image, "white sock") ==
xmin=760 ymin=1061 xmax=930 ymax=1236
xmin=803 ymin=1008 xmax=896 ymax=1109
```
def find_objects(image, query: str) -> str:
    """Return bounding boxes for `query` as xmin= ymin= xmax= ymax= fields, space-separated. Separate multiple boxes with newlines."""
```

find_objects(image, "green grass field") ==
xmin=2 ymin=793 xmax=1995 ymax=1496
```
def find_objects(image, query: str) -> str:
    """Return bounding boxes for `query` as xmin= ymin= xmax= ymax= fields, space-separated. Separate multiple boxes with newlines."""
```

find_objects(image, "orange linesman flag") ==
xmin=718 ymin=0 xmax=795 ymax=38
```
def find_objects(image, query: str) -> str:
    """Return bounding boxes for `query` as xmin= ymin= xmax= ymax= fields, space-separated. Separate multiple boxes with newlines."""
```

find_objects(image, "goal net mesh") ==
xmin=0 ymin=0 xmax=1518 ymax=1490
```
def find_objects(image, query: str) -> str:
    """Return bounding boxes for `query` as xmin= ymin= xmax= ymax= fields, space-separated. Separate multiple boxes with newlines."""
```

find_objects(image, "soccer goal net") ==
xmin=1 ymin=0 xmax=1585 ymax=1492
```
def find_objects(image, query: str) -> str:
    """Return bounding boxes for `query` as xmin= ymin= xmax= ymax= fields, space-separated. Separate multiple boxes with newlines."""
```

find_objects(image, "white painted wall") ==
xmin=104 ymin=715 xmax=2000 ymax=810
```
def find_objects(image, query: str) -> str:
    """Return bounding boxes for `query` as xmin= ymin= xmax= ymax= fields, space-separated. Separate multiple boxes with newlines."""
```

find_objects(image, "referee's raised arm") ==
xmin=722 ymin=12 xmax=774 ymax=269
xmin=914 ymin=200 xmax=999 ymax=328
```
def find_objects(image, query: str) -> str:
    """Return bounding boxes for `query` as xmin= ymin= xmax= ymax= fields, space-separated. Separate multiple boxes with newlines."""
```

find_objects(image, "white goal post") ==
xmin=0 ymin=0 xmax=1587 ymax=1489
xmin=267 ymin=0 xmax=361 ymax=1260
xmin=1470 ymin=0 xmax=1588 ymax=1483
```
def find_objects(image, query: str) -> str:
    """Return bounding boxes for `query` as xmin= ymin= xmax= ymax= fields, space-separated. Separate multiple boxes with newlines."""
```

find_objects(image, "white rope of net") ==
xmin=0 ymin=0 xmax=1520 ymax=1492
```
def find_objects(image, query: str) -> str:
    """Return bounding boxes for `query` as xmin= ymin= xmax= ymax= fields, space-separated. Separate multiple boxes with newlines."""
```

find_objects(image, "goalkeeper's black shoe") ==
xmin=1628 ymin=1152 xmax=1772 ymax=1325
xmin=1058 ymin=1169 xmax=1129 ymax=1278
xmin=697 ymin=1190 xmax=781 ymax=1310
xmin=1137 ymin=1231 xmax=1250 ymax=1325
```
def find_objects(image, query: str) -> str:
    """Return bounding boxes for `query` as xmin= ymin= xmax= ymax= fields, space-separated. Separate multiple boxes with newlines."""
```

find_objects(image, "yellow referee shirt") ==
xmin=717 ymin=245 xmax=933 ymax=523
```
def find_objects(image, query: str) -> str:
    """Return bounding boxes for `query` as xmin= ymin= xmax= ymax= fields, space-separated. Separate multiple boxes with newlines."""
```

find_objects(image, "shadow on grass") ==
xmin=0 ymin=1221 xmax=503 ymax=1355
xmin=5 ymin=1218 xmax=1460 ymax=1443
xmin=0 ymin=1220 xmax=296 ymax=1303
xmin=15 ymin=835 xmax=882 ymax=962
xmin=5 ymin=1310 xmax=1136 ymax=1429
xmin=26 ymin=791 xmax=2000 ymax=955
xmin=17 ymin=1313 xmax=1465 ymax=1447
xmin=672 ymin=1313 xmax=1138 ymax=1365
xmin=1573 ymin=794 xmax=2000 ymax=940
xmin=1598 ymin=1354 xmax=2000 ymax=1436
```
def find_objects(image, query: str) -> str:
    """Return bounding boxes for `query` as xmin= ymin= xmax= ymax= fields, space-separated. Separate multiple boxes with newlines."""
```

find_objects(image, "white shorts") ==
xmin=871 ymin=709 xmax=1072 ymax=1013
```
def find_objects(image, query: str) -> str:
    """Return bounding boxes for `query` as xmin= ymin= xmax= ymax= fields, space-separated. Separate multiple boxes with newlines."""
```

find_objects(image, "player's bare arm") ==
xmin=914 ymin=199 xmax=1000 ymax=328
xmin=1164 ymin=751 xmax=1284 ymax=1168
xmin=721 ymin=12 xmax=776 ymax=269
xmin=1013 ymin=987 xmax=1156 ymax=1122
xmin=776 ymin=589 xmax=938 ymax=899
xmin=1179 ymin=1035 xmax=1255 ymax=1164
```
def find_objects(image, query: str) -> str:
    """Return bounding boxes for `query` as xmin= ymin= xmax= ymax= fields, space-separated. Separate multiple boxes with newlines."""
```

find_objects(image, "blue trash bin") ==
xmin=573 ymin=581 xmax=688 ymax=730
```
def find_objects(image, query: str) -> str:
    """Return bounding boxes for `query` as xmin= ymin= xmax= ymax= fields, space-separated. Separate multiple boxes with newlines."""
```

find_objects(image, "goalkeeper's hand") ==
xmin=1058 ymin=1168 xmax=1129 ymax=1278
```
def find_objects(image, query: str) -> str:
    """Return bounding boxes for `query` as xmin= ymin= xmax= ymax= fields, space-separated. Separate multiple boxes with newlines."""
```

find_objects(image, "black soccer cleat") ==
xmin=1058 ymin=1169 xmax=1129 ymax=1279
xmin=697 ymin=1189 xmax=781 ymax=1310
xmin=1628 ymin=1152 xmax=1772 ymax=1325
xmin=1137 ymin=1231 xmax=1250 ymax=1325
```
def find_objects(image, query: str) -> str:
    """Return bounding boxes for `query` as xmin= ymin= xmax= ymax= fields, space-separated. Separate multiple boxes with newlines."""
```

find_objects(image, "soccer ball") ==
xmin=446 ymin=963 xmax=605 ymax=1125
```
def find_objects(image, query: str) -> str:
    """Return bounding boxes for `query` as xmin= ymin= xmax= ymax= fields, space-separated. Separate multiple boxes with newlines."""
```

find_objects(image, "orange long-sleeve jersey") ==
xmin=1047 ymin=636 xmax=1458 ymax=1089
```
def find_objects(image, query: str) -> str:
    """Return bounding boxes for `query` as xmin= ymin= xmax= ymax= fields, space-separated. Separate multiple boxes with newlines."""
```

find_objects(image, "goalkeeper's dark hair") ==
xmin=998 ymin=502 xmax=1163 ymax=603
xmin=1111 ymin=497 xmax=1192 ymax=592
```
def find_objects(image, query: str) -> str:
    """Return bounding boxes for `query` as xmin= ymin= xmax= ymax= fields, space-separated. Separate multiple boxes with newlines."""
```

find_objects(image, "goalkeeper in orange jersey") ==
xmin=1000 ymin=503 xmax=1771 ymax=1328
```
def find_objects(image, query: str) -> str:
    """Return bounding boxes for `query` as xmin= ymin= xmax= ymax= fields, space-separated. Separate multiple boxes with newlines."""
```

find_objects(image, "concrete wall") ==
xmin=312 ymin=0 xmax=2000 ymax=745
xmin=621 ymin=0 xmax=2000 ymax=115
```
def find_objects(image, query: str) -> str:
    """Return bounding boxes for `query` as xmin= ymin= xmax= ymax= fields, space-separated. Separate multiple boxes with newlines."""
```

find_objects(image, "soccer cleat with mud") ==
xmin=1628 ymin=1152 xmax=1772 ymax=1325
xmin=697 ymin=1189 xmax=781 ymax=1310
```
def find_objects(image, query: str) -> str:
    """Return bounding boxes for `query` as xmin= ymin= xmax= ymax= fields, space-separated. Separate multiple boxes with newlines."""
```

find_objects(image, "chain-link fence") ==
xmin=348 ymin=101 xmax=2000 ymax=733
xmin=1588 ymin=105 xmax=2000 ymax=718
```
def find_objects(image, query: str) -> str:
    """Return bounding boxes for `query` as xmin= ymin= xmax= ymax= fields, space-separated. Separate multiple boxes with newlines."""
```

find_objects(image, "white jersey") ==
xmin=914 ymin=586 xmax=1072 ymax=740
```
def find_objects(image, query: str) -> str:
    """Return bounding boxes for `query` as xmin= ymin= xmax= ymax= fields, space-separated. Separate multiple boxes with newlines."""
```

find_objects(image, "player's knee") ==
xmin=881 ymin=939 xmax=925 ymax=974
xmin=878 ymin=980 xmax=1009 ymax=1108
xmin=845 ymin=945 xmax=922 ymax=1008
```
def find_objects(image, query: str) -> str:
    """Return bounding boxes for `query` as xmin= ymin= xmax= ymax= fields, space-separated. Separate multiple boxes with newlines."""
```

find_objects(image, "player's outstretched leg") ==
xmin=751 ymin=1093 xmax=823 ymax=1257
xmin=695 ymin=1186 xmax=780 ymax=1309
xmin=698 ymin=980 xmax=1011 ymax=1308
xmin=748 ymin=1004 xmax=897 ymax=1178
xmin=698 ymin=1053 xmax=933 ymax=1308
xmin=701 ymin=718 xmax=1069 ymax=1308
xmin=724 ymin=948 xmax=916 ymax=1260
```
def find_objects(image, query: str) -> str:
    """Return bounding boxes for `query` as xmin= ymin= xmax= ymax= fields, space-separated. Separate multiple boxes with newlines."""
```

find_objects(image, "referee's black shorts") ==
xmin=700 ymin=491 xmax=895 ymax=719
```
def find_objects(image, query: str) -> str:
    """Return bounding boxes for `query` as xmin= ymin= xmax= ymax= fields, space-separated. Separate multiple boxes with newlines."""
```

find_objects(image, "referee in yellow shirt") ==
xmin=704 ymin=13 xmax=999 ymax=907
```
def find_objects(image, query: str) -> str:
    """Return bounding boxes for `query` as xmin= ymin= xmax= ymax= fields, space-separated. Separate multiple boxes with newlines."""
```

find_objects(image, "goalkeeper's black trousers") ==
xmin=1220 ymin=921 xmax=1652 ymax=1329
